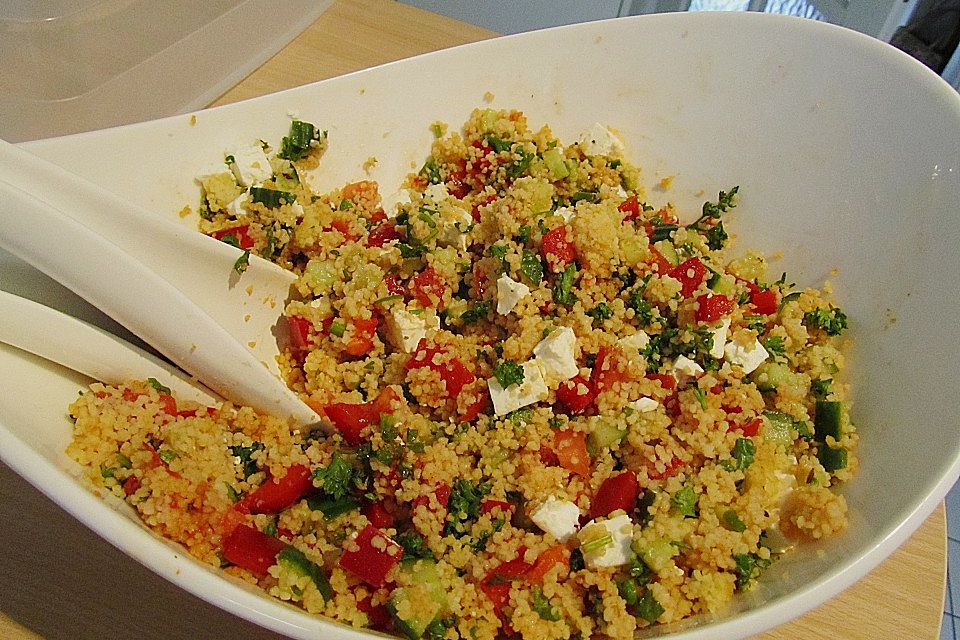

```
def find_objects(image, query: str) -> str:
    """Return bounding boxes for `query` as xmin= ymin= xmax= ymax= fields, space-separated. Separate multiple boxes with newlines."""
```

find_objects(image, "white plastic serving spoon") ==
xmin=0 ymin=139 xmax=318 ymax=425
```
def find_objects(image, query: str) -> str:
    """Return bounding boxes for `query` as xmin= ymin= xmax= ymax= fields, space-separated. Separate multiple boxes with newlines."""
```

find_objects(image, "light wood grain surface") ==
xmin=0 ymin=1 xmax=946 ymax=639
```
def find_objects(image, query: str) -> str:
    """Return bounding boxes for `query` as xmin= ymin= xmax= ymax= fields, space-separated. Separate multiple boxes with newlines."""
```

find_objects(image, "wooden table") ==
xmin=0 ymin=1 xmax=946 ymax=638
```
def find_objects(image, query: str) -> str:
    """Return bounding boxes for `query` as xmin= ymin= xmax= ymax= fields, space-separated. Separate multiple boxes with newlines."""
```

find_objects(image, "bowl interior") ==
xmin=3 ymin=11 xmax=960 ymax=640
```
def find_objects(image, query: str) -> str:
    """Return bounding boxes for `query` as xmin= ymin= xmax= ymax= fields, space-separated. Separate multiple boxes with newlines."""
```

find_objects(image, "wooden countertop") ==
xmin=0 ymin=1 xmax=946 ymax=638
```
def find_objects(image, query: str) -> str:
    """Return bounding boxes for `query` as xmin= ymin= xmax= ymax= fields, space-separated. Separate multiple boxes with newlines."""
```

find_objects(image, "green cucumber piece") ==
xmin=277 ymin=546 xmax=333 ymax=601
xmin=814 ymin=401 xmax=843 ymax=442
xmin=818 ymin=444 xmax=847 ymax=471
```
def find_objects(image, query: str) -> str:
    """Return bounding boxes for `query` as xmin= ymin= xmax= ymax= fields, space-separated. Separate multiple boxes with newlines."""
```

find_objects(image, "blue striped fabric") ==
xmin=688 ymin=0 xmax=825 ymax=20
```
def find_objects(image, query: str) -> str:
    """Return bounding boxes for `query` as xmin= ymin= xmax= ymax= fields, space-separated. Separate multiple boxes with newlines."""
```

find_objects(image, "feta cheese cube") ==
xmin=228 ymin=142 xmax=272 ymax=187
xmin=385 ymin=308 xmax=438 ymax=353
xmin=556 ymin=206 xmax=577 ymax=224
xmin=617 ymin=331 xmax=650 ymax=364
xmin=423 ymin=182 xmax=449 ymax=202
xmin=724 ymin=338 xmax=769 ymax=374
xmin=579 ymin=123 xmax=625 ymax=157
xmin=671 ymin=355 xmax=703 ymax=384
xmin=382 ymin=188 xmax=412 ymax=216
xmin=628 ymin=397 xmax=660 ymax=412
xmin=530 ymin=496 xmax=581 ymax=542
xmin=533 ymin=327 xmax=579 ymax=383
xmin=496 ymin=275 xmax=530 ymax=315
xmin=579 ymin=514 xmax=634 ymax=568
xmin=437 ymin=206 xmax=473 ymax=251
xmin=709 ymin=318 xmax=731 ymax=359
xmin=226 ymin=192 xmax=249 ymax=217
xmin=487 ymin=360 xmax=548 ymax=416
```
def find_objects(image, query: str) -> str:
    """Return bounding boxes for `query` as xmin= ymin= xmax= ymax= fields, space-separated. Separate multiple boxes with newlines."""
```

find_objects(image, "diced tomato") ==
xmin=526 ymin=545 xmax=571 ymax=585
xmin=647 ymin=455 xmax=683 ymax=481
xmin=646 ymin=373 xmax=680 ymax=417
xmin=341 ymin=180 xmax=378 ymax=201
xmin=405 ymin=344 xmax=476 ymax=400
xmin=122 ymin=475 xmax=141 ymax=496
xmin=211 ymin=225 xmax=255 ymax=250
xmin=369 ymin=208 xmax=388 ymax=224
xmin=481 ymin=500 xmax=514 ymax=515
xmin=330 ymin=218 xmax=357 ymax=242
xmin=345 ymin=317 xmax=378 ymax=357
xmin=412 ymin=483 xmax=451 ymax=515
xmin=734 ymin=417 xmax=763 ymax=437
xmin=592 ymin=347 xmax=629 ymax=394
xmin=338 ymin=525 xmax=404 ymax=588
xmin=695 ymin=293 xmax=735 ymax=323
xmin=287 ymin=316 xmax=314 ymax=354
xmin=540 ymin=226 xmax=577 ymax=272
xmin=619 ymin=195 xmax=642 ymax=222
xmin=357 ymin=595 xmax=392 ymax=630
xmin=553 ymin=429 xmax=591 ymax=477
xmin=459 ymin=389 xmax=489 ymax=422
xmin=473 ymin=264 xmax=489 ymax=297
xmin=446 ymin=166 xmax=470 ymax=199
xmin=747 ymin=283 xmax=778 ymax=315
xmin=556 ymin=376 xmax=596 ymax=415
xmin=480 ymin=557 xmax=534 ymax=616
xmin=471 ymin=193 xmax=497 ymax=222
xmin=362 ymin=501 xmax=395 ymax=529
xmin=668 ymin=258 xmax=707 ymax=298
xmin=590 ymin=471 xmax=641 ymax=520
xmin=654 ymin=206 xmax=679 ymax=225
xmin=158 ymin=393 xmax=178 ymax=416
xmin=410 ymin=267 xmax=445 ymax=308
xmin=367 ymin=222 xmax=402 ymax=247
xmin=384 ymin=274 xmax=406 ymax=297
xmin=539 ymin=446 xmax=560 ymax=466
xmin=324 ymin=387 xmax=399 ymax=446
xmin=221 ymin=524 xmax=286 ymax=578
xmin=238 ymin=464 xmax=313 ymax=514
xmin=648 ymin=245 xmax=675 ymax=274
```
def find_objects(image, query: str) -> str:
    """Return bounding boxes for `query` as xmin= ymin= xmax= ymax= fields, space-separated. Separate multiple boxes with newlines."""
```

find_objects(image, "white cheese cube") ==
xmin=579 ymin=123 xmax=625 ymax=157
xmin=382 ymin=188 xmax=412 ymax=216
xmin=226 ymin=192 xmax=249 ymax=217
xmin=487 ymin=360 xmax=548 ymax=416
xmin=533 ymin=327 xmax=579 ymax=383
xmin=228 ymin=142 xmax=273 ymax=187
xmin=579 ymin=514 xmax=634 ymax=568
xmin=530 ymin=496 xmax=581 ymax=542
xmin=724 ymin=338 xmax=769 ymax=374
xmin=617 ymin=331 xmax=650 ymax=364
xmin=709 ymin=318 xmax=731 ymax=359
xmin=496 ymin=275 xmax=530 ymax=315
xmin=671 ymin=355 xmax=703 ymax=384
xmin=424 ymin=182 xmax=449 ymax=202
xmin=437 ymin=206 xmax=473 ymax=251
xmin=385 ymin=308 xmax=438 ymax=353
xmin=556 ymin=206 xmax=577 ymax=224
xmin=628 ymin=397 xmax=660 ymax=413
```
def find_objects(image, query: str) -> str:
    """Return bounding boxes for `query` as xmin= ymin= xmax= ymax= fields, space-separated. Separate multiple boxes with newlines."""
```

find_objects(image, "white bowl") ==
xmin=2 ymin=11 xmax=959 ymax=640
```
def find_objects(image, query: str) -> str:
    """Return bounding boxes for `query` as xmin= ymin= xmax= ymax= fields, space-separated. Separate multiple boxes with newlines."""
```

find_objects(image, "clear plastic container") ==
xmin=0 ymin=0 xmax=332 ymax=142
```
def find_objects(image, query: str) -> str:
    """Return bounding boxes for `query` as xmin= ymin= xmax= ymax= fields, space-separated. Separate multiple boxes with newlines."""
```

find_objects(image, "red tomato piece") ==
xmin=412 ymin=483 xmax=451 ymax=515
xmin=648 ymin=245 xmax=675 ymax=274
xmin=647 ymin=455 xmax=683 ymax=481
xmin=239 ymin=464 xmax=313 ymax=514
xmin=471 ymin=193 xmax=497 ymax=222
xmin=473 ymin=264 xmax=489 ymax=297
xmin=735 ymin=417 xmax=763 ymax=437
xmin=338 ymin=525 xmax=404 ymax=588
xmin=357 ymin=595 xmax=392 ymax=630
xmin=324 ymin=387 xmax=398 ymax=446
xmin=446 ymin=166 xmax=470 ymax=199
xmin=553 ymin=429 xmax=591 ymax=477
xmin=158 ymin=393 xmax=178 ymax=416
xmin=211 ymin=225 xmax=255 ymax=250
xmin=591 ymin=347 xmax=629 ymax=394
xmin=459 ymin=389 xmax=489 ymax=422
xmin=405 ymin=344 xmax=475 ymax=399
xmin=410 ymin=267 xmax=445 ymax=308
xmin=619 ymin=195 xmax=641 ymax=222
xmin=590 ymin=471 xmax=641 ymax=520
xmin=122 ymin=475 xmax=141 ymax=496
xmin=362 ymin=501 xmax=395 ymax=529
xmin=556 ymin=375 xmax=597 ymax=415
xmin=367 ymin=222 xmax=403 ymax=248
xmin=480 ymin=500 xmax=514 ymax=515
xmin=480 ymin=557 xmax=534 ymax=617
xmin=748 ymin=285 xmax=778 ymax=315
xmin=287 ymin=316 xmax=314 ymax=354
xmin=221 ymin=524 xmax=286 ymax=578
xmin=526 ymin=545 xmax=571 ymax=585
xmin=540 ymin=226 xmax=577 ymax=272
xmin=668 ymin=258 xmax=707 ymax=298
xmin=695 ymin=293 xmax=735 ymax=324
xmin=345 ymin=317 xmax=379 ymax=357
xmin=384 ymin=274 xmax=406 ymax=296
xmin=646 ymin=373 xmax=680 ymax=417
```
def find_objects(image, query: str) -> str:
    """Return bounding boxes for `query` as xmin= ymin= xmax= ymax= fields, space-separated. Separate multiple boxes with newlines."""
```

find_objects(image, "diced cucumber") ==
xmin=304 ymin=259 xmax=338 ymax=293
xmin=388 ymin=560 xmax=448 ymax=640
xmin=761 ymin=411 xmax=795 ymax=450
xmin=277 ymin=546 xmax=333 ymax=601
xmin=637 ymin=538 xmax=678 ymax=572
xmin=710 ymin=274 xmax=736 ymax=295
xmin=542 ymin=147 xmax=570 ymax=180
xmin=653 ymin=240 xmax=679 ymax=267
xmin=752 ymin=361 xmax=790 ymax=392
xmin=620 ymin=235 xmax=649 ymax=267
xmin=480 ymin=109 xmax=498 ymax=132
xmin=818 ymin=444 xmax=847 ymax=471
xmin=587 ymin=420 xmax=627 ymax=455
xmin=814 ymin=401 xmax=843 ymax=442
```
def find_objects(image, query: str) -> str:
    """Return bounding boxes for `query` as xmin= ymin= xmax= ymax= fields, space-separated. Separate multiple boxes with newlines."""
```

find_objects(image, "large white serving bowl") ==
xmin=2 ymin=10 xmax=959 ymax=640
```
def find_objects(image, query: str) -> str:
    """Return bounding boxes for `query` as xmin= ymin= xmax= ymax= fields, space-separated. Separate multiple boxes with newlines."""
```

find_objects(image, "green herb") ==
xmin=689 ymin=186 xmax=739 ymax=229
xmin=158 ymin=449 xmax=178 ymax=464
xmin=671 ymin=486 xmax=698 ymax=518
xmin=225 ymin=483 xmax=241 ymax=503
xmin=811 ymin=378 xmax=833 ymax=399
xmin=587 ymin=302 xmax=613 ymax=323
xmin=650 ymin=223 xmax=679 ymax=243
xmin=445 ymin=479 xmax=491 ymax=537
xmin=460 ymin=300 xmax=492 ymax=325
xmin=803 ymin=306 xmax=848 ymax=336
xmin=307 ymin=495 xmax=360 ymax=519
xmin=338 ymin=199 xmax=353 ymax=211
xmin=398 ymin=242 xmax=427 ymax=258
xmin=569 ymin=548 xmax=585 ymax=572
xmin=722 ymin=509 xmax=747 ymax=532
xmin=229 ymin=442 xmax=264 ymax=478
xmin=418 ymin=209 xmax=437 ymax=229
xmin=233 ymin=250 xmax=250 ymax=274
xmin=312 ymin=453 xmax=354 ymax=500
xmin=99 ymin=464 xmax=117 ymax=479
xmin=147 ymin=378 xmax=172 ymax=395
xmin=548 ymin=416 xmax=565 ymax=429
xmin=570 ymin=190 xmax=599 ymax=204
xmin=261 ymin=225 xmax=278 ymax=258
xmin=419 ymin=158 xmax=442 ymax=184
xmin=742 ymin=314 xmax=766 ymax=334
xmin=553 ymin=263 xmax=578 ymax=305
xmin=618 ymin=578 xmax=640 ymax=606
xmin=779 ymin=291 xmax=802 ymax=308
xmin=532 ymin=586 xmax=561 ymax=621
xmin=506 ymin=147 xmax=533 ymax=179
xmin=519 ymin=250 xmax=544 ymax=285
xmin=485 ymin=135 xmax=512 ymax=153
xmin=705 ymin=221 xmax=728 ymax=250
xmin=763 ymin=336 xmax=786 ymax=358
xmin=733 ymin=552 xmax=772 ymax=590
xmin=488 ymin=243 xmax=508 ymax=273
xmin=581 ymin=533 xmax=614 ymax=554
xmin=635 ymin=591 xmax=665 ymax=623
xmin=373 ymin=294 xmax=404 ymax=307
xmin=424 ymin=616 xmax=457 ymax=640
xmin=626 ymin=287 xmax=654 ymax=325
xmin=249 ymin=186 xmax=295 ymax=208
xmin=263 ymin=518 xmax=278 ymax=537
xmin=329 ymin=320 xmax=346 ymax=338
xmin=493 ymin=360 xmax=525 ymax=388
xmin=396 ymin=531 xmax=435 ymax=561
xmin=471 ymin=517 xmax=505 ymax=551
xmin=730 ymin=437 xmax=756 ymax=471
xmin=516 ymin=224 xmax=532 ymax=243
xmin=629 ymin=556 xmax=652 ymax=584
xmin=692 ymin=387 xmax=707 ymax=410
xmin=278 ymin=120 xmax=320 ymax=161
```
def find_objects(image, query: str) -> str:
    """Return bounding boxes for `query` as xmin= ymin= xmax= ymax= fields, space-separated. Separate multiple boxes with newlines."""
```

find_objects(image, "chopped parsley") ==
xmin=445 ymin=479 xmax=491 ymax=537
xmin=733 ymin=552 xmax=772 ymax=590
xmin=671 ymin=485 xmax=698 ymax=518
xmin=278 ymin=120 xmax=320 ymax=161
xmin=493 ymin=359 xmax=525 ymax=388
xmin=488 ymin=243 xmax=509 ymax=273
xmin=233 ymin=250 xmax=250 ymax=275
xmin=811 ymin=378 xmax=833 ymax=399
xmin=587 ymin=302 xmax=613 ymax=323
xmin=705 ymin=220 xmax=728 ymax=250
xmin=689 ymin=186 xmax=739 ymax=229
xmin=419 ymin=158 xmax=442 ymax=184
xmin=460 ymin=300 xmax=492 ymax=325
xmin=147 ymin=378 xmax=171 ymax=395
xmin=520 ymin=250 xmax=544 ymax=285
xmin=229 ymin=442 xmax=264 ymax=478
xmin=803 ymin=306 xmax=848 ymax=336
xmin=626 ymin=286 xmax=654 ymax=325
xmin=730 ymin=437 xmax=756 ymax=471
xmin=395 ymin=531 xmax=435 ymax=561
xmin=532 ymin=586 xmax=561 ymax=621
xmin=515 ymin=224 xmax=532 ymax=244
xmin=763 ymin=336 xmax=786 ymax=358
xmin=312 ymin=452 xmax=355 ymax=500
xmin=553 ymin=263 xmax=578 ymax=305
xmin=722 ymin=509 xmax=747 ymax=533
